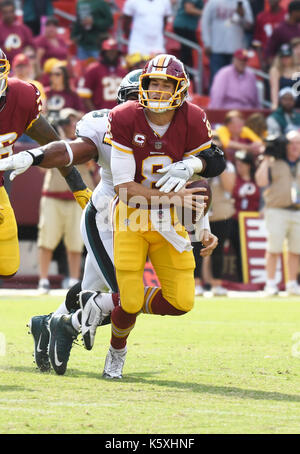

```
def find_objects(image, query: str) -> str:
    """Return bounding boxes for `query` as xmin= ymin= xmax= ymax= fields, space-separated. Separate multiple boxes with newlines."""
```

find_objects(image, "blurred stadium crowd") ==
xmin=1 ymin=0 xmax=300 ymax=296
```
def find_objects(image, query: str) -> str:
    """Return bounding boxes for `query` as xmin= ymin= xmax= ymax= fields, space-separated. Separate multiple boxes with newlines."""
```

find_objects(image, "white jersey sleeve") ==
xmin=76 ymin=109 xmax=115 ymax=206
xmin=76 ymin=109 xmax=111 ymax=169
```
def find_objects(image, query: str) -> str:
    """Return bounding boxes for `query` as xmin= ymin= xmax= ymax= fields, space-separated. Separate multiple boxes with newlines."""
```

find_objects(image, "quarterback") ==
xmin=100 ymin=54 xmax=225 ymax=378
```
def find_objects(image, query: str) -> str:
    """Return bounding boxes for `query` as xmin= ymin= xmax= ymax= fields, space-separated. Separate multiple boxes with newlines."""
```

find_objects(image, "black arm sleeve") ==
xmin=196 ymin=143 xmax=226 ymax=178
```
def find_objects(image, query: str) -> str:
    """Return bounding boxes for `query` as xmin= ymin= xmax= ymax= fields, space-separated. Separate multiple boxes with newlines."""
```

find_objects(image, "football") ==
xmin=176 ymin=178 xmax=212 ymax=226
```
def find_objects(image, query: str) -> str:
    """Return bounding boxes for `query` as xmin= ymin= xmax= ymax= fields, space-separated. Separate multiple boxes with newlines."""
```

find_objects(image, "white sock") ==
xmin=95 ymin=293 xmax=115 ymax=315
xmin=71 ymin=309 xmax=81 ymax=332
xmin=266 ymin=279 xmax=277 ymax=287
xmin=286 ymin=280 xmax=297 ymax=287
xmin=39 ymin=278 xmax=49 ymax=285
xmin=53 ymin=301 xmax=69 ymax=317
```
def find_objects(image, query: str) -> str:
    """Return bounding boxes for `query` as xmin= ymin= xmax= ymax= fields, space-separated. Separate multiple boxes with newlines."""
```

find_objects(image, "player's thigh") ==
xmin=114 ymin=229 xmax=149 ymax=313
xmin=149 ymin=232 xmax=196 ymax=312
xmin=0 ymin=186 xmax=19 ymax=276
xmin=37 ymin=197 xmax=64 ymax=250
xmin=264 ymin=208 xmax=287 ymax=253
xmin=287 ymin=211 xmax=300 ymax=253
xmin=81 ymin=203 xmax=118 ymax=292
xmin=64 ymin=202 xmax=84 ymax=253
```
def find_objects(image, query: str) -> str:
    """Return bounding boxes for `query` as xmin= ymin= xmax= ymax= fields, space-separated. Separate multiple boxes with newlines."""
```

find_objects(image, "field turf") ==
xmin=1 ymin=294 xmax=300 ymax=435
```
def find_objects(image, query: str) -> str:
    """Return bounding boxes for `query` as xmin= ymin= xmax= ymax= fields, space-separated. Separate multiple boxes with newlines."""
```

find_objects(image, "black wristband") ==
xmin=26 ymin=149 xmax=45 ymax=166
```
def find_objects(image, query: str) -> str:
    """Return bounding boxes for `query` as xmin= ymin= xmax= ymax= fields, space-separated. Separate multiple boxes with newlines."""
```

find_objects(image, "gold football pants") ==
xmin=113 ymin=201 xmax=195 ymax=314
xmin=0 ymin=186 xmax=19 ymax=277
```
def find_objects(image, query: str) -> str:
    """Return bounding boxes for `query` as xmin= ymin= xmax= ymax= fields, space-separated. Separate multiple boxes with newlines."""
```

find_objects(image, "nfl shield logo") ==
xmin=154 ymin=141 xmax=162 ymax=150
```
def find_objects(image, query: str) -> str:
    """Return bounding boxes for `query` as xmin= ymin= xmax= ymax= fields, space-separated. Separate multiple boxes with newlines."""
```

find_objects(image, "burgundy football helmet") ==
xmin=0 ymin=48 xmax=10 ymax=98
xmin=139 ymin=54 xmax=190 ymax=112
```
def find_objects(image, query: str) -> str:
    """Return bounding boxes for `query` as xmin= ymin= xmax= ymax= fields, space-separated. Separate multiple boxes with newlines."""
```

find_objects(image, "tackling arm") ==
xmin=0 ymin=136 xmax=98 ymax=208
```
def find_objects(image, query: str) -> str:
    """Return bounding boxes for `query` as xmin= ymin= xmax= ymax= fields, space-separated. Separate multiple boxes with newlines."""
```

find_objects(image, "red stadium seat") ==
xmin=190 ymin=94 xmax=210 ymax=108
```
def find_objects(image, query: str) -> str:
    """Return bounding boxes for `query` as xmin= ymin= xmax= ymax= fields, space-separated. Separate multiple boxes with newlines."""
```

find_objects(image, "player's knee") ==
xmin=173 ymin=285 xmax=195 ymax=313
xmin=116 ymin=270 xmax=145 ymax=314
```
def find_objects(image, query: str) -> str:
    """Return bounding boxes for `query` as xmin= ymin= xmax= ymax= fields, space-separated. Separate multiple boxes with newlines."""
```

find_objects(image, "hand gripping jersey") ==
xmin=107 ymin=100 xmax=212 ymax=189
xmin=0 ymin=78 xmax=42 ymax=186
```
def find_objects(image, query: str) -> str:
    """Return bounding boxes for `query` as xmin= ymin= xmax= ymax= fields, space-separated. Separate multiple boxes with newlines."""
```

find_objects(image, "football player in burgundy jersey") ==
xmin=0 ymin=48 xmax=93 ymax=279
xmin=100 ymin=54 xmax=225 ymax=378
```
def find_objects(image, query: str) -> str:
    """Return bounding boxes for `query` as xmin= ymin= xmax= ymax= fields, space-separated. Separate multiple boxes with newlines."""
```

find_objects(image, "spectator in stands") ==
xmin=71 ymin=0 xmax=113 ymax=61
xmin=255 ymin=130 xmax=300 ymax=296
xmin=201 ymin=0 xmax=254 ymax=86
xmin=37 ymin=108 xmax=95 ymax=294
xmin=122 ymin=0 xmax=172 ymax=55
xmin=77 ymin=38 xmax=126 ymax=111
xmin=245 ymin=112 xmax=268 ymax=140
xmin=45 ymin=64 xmax=85 ymax=124
xmin=11 ymin=53 xmax=47 ymax=109
xmin=34 ymin=16 xmax=69 ymax=76
xmin=265 ymin=1 xmax=300 ymax=64
xmin=22 ymin=43 xmax=41 ymax=79
xmin=291 ymin=36 xmax=300 ymax=64
xmin=0 ymin=0 xmax=34 ymax=63
xmin=125 ymin=52 xmax=150 ymax=71
xmin=230 ymin=149 xmax=260 ymax=282
xmin=209 ymin=49 xmax=261 ymax=110
xmin=253 ymin=0 xmax=286 ymax=57
xmin=208 ymin=159 xmax=236 ymax=296
xmin=267 ymin=87 xmax=300 ymax=136
xmin=22 ymin=0 xmax=54 ymax=36
xmin=216 ymin=110 xmax=264 ymax=161
xmin=173 ymin=1 xmax=203 ymax=70
xmin=269 ymin=43 xmax=300 ymax=111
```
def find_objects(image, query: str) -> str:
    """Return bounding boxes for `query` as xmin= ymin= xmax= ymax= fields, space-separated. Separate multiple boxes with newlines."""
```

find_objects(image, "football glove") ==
xmin=156 ymin=161 xmax=194 ymax=193
xmin=155 ymin=157 xmax=203 ymax=193
xmin=0 ymin=151 xmax=34 ymax=181
xmin=0 ymin=205 xmax=4 ymax=225
xmin=73 ymin=187 xmax=93 ymax=209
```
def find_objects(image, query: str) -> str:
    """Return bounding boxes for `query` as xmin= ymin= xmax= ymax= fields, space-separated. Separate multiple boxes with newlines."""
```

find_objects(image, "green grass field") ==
xmin=1 ymin=294 xmax=300 ymax=434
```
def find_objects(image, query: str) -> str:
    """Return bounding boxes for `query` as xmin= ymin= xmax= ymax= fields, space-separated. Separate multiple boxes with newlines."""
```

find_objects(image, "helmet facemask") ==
xmin=139 ymin=74 xmax=189 ymax=112
xmin=0 ymin=52 xmax=10 ymax=99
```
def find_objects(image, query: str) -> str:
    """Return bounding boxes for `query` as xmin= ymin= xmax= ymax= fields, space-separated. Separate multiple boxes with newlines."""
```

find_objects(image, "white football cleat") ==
xmin=286 ymin=282 xmax=300 ymax=296
xmin=212 ymin=285 xmax=228 ymax=296
xmin=102 ymin=346 xmax=127 ymax=379
xmin=264 ymin=284 xmax=279 ymax=296
xmin=79 ymin=290 xmax=104 ymax=350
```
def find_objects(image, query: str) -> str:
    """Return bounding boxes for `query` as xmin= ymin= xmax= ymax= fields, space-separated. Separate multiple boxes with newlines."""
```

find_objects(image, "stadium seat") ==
xmin=190 ymin=94 xmax=210 ymax=108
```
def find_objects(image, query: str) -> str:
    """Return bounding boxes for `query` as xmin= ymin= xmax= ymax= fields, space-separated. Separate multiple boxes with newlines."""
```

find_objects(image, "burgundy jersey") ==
xmin=45 ymin=87 xmax=85 ymax=112
xmin=254 ymin=8 xmax=286 ymax=50
xmin=107 ymin=100 xmax=212 ymax=187
xmin=77 ymin=61 xmax=127 ymax=110
xmin=0 ymin=21 xmax=34 ymax=63
xmin=0 ymin=78 xmax=42 ymax=185
xmin=34 ymin=35 xmax=69 ymax=67
xmin=232 ymin=175 xmax=260 ymax=219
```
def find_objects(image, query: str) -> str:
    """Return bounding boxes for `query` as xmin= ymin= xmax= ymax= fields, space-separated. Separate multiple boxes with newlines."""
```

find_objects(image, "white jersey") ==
xmin=76 ymin=109 xmax=114 ymax=211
